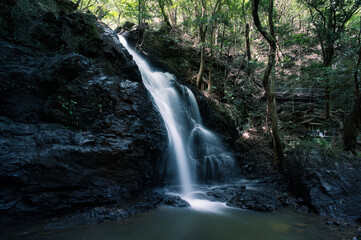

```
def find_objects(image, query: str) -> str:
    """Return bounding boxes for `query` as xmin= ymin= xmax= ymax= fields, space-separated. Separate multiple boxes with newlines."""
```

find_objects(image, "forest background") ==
xmin=71 ymin=0 xmax=361 ymax=163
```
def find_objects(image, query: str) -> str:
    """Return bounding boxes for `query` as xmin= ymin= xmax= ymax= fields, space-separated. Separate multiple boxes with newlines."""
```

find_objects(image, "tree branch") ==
xmin=252 ymin=0 xmax=275 ymax=48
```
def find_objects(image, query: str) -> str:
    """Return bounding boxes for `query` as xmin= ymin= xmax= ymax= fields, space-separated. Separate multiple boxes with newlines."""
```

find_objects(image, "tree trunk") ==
xmin=208 ymin=25 xmax=214 ymax=92
xmin=245 ymin=22 xmax=252 ymax=76
xmin=137 ymin=0 xmax=145 ymax=50
xmin=242 ymin=0 xmax=251 ymax=76
xmin=196 ymin=0 xmax=206 ymax=89
xmin=224 ymin=65 xmax=228 ymax=102
xmin=322 ymin=2 xmax=335 ymax=119
xmin=342 ymin=93 xmax=361 ymax=153
xmin=266 ymin=45 xmax=285 ymax=168
xmin=220 ymin=23 xmax=225 ymax=51
xmin=138 ymin=0 xmax=141 ymax=27
xmin=354 ymin=45 xmax=361 ymax=98
xmin=323 ymin=46 xmax=334 ymax=119
xmin=252 ymin=0 xmax=285 ymax=169
xmin=158 ymin=0 xmax=172 ymax=28
xmin=196 ymin=33 xmax=206 ymax=89
xmin=246 ymin=23 xmax=251 ymax=62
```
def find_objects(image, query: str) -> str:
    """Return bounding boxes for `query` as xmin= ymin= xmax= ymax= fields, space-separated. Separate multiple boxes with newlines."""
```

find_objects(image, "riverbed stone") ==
xmin=162 ymin=196 xmax=190 ymax=208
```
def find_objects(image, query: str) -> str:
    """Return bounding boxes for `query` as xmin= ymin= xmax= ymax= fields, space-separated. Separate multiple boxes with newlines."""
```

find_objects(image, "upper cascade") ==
xmin=118 ymin=35 xmax=237 ymax=195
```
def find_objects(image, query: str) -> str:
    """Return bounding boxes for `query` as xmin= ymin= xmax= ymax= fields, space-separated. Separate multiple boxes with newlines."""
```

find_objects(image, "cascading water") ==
xmin=118 ymin=36 xmax=236 ymax=195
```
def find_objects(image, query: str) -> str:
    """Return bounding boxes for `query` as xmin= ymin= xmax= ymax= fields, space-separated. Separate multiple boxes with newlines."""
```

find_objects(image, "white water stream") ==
xmin=119 ymin=36 xmax=236 ymax=198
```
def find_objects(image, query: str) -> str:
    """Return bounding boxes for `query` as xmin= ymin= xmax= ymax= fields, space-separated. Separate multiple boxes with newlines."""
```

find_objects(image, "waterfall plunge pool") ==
xmin=2 ymin=204 xmax=346 ymax=240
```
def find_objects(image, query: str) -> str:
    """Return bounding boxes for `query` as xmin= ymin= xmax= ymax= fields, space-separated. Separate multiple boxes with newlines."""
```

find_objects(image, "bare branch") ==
xmin=301 ymin=0 xmax=326 ymax=24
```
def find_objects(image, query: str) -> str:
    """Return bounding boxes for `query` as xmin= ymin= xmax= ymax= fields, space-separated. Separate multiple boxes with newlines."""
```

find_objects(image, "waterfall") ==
xmin=118 ymin=36 xmax=236 ymax=195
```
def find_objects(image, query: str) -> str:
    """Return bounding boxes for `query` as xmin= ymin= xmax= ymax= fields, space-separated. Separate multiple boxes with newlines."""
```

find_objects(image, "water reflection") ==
xmin=7 ymin=207 xmax=342 ymax=240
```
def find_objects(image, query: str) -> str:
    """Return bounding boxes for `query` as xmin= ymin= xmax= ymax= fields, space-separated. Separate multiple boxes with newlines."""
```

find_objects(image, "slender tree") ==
xmin=343 ymin=15 xmax=361 ymax=153
xmin=194 ymin=0 xmax=222 ymax=89
xmin=157 ymin=0 xmax=172 ymax=28
xmin=137 ymin=0 xmax=146 ymax=50
xmin=355 ymin=45 xmax=361 ymax=98
xmin=354 ymin=16 xmax=361 ymax=98
xmin=252 ymin=0 xmax=285 ymax=168
xmin=194 ymin=0 xmax=207 ymax=89
xmin=242 ymin=0 xmax=251 ymax=63
xmin=208 ymin=1 xmax=224 ymax=91
xmin=343 ymin=93 xmax=361 ymax=153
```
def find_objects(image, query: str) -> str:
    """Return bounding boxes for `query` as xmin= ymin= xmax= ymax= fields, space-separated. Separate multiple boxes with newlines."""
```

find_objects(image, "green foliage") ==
xmin=312 ymin=137 xmax=332 ymax=149
xmin=57 ymin=96 xmax=78 ymax=115
xmin=285 ymin=33 xmax=312 ymax=46
xmin=223 ymin=90 xmax=235 ymax=100
xmin=299 ymin=0 xmax=361 ymax=67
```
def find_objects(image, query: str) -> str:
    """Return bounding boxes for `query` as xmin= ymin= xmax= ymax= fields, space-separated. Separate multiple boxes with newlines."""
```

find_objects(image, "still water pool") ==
xmin=8 ymin=203 xmax=344 ymax=240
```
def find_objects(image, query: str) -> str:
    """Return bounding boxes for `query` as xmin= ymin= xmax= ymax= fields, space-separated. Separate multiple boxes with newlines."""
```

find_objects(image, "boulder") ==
xmin=206 ymin=184 xmax=281 ymax=212
xmin=286 ymin=145 xmax=361 ymax=222
xmin=206 ymin=185 xmax=246 ymax=202
xmin=39 ymin=192 xmax=189 ymax=231
xmin=162 ymin=196 xmax=190 ymax=208
xmin=227 ymin=189 xmax=282 ymax=212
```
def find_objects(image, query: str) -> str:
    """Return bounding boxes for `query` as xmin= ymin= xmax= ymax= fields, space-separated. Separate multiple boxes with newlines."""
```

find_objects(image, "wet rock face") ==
xmin=226 ymin=190 xmax=282 ymax=212
xmin=0 ymin=0 xmax=167 ymax=226
xmin=123 ymin=29 xmax=189 ymax=77
xmin=206 ymin=185 xmax=282 ymax=212
xmin=162 ymin=196 xmax=190 ymax=208
xmin=39 ymin=192 xmax=189 ymax=231
xmin=287 ymin=145 xmax=361 ymax=222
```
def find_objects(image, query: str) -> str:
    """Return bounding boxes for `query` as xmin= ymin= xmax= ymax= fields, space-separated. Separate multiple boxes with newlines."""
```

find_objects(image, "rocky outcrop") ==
xmin=227 ymin=190 xmax=282 ymax=212
xmin=41 ymin=193 xmax=189 ymax=231
xmin=286 ymin=145 xmax=361 ymax=222
xmin=205 ymin=183 xmax=283 ymax=212
xmin=123 ymin=28 xmax=196 ymax=78
xmin=0 ymin=0 xmax=167 ymax=226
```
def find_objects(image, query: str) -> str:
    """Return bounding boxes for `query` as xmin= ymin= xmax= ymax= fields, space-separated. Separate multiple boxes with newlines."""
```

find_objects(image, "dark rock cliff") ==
xmin=287 ymin=145 xmax=361 ymax=222
xmin=0 ymin=0 xmax=167 ymax=226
